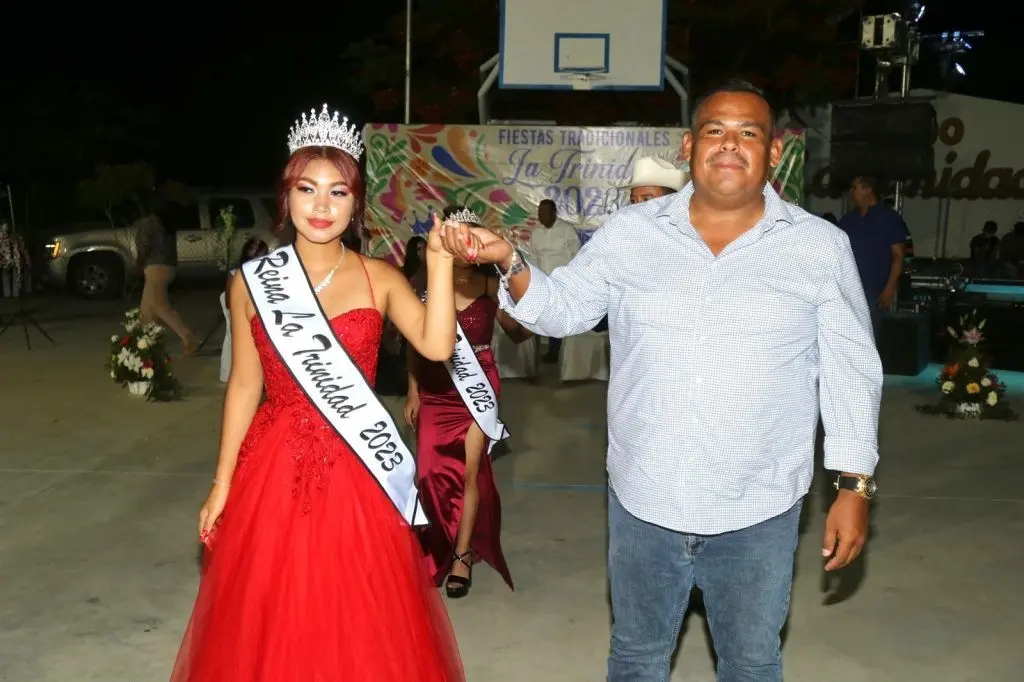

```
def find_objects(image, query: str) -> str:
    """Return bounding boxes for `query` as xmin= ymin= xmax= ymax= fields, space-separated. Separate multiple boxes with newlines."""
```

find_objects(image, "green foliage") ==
xmin=916 ymin=309 xmax=1016 ymax=421
xmin=106 ymin=308 xmax=183 ymax=402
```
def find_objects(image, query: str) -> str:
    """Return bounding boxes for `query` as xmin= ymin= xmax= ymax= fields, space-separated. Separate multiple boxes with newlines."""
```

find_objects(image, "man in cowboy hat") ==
xmin=624 ymin=156 xmax=687 ymax=205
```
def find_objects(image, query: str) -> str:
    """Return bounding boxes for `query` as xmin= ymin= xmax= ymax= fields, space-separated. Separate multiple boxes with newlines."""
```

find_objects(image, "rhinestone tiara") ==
xmin=286 ymin=104 xmax=364 ymax=160
xmin=447 ymin=208 xmax=482 ymax=225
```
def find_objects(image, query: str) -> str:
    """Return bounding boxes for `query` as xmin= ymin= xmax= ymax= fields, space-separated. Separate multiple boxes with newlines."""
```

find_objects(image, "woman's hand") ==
xmin=440 ymin=221 xmax=513 ymax=266
xmin=429 ymin=214 xmax=487 ymax=261
xmin=198 ymin=480 xmax=230 ymax=543
xmin=403 ymin=392 xmax=420 ymax=428
xmin=426 ymin=214 xmax=455 ymax=258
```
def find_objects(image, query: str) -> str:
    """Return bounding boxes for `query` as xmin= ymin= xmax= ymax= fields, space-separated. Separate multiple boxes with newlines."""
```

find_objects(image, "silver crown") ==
xmin=447 ymin=208 xmax=482 ymax=225
xmin=286 ymin=104 xmax=364 ymax=160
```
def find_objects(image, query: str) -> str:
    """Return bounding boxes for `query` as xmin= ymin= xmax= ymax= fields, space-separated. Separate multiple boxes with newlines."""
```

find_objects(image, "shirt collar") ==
xmin=657 ymin=180 xmax=796 ymax=233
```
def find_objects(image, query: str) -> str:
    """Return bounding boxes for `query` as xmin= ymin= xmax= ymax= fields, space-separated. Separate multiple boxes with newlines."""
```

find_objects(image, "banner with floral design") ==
xmin=362 ymin=123 xmax=805 ymax=264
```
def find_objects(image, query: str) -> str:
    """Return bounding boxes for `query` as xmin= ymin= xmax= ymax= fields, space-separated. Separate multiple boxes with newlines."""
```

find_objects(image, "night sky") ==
xmin=2 ymin=2 xmax=1018 ymax=196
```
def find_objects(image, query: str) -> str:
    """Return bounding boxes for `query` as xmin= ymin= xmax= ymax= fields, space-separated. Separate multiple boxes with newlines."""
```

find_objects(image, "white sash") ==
xmin=241 ymin=245 xmax=428 ymax=527
xmin=445 ymin=319 xmax=510 ymax=454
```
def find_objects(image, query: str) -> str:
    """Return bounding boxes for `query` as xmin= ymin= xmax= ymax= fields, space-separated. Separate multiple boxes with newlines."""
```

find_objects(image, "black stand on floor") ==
xmin=196 ymin=315 xmax=224 ymax=352
xmin=0 ymin=288 xmax=55 ymax=350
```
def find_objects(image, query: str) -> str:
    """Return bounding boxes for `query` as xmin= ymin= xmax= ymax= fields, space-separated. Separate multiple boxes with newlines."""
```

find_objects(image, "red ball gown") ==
xmin=413 ymin=295 xmax=514 ymax=590
xmin=171 ymin=296 xmax=465 ymax=681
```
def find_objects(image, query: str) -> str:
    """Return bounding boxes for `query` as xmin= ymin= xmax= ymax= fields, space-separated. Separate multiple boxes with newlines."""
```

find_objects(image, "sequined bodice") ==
xmin=455 ymin=295 xmax=498 ymax=346
xmin=239 ymin=308 xmax=384 ymax=512
xmin=251 ymin=308 xmax=383 ymax=405
xmin=414 ymin=296 xmax=497 ymax=395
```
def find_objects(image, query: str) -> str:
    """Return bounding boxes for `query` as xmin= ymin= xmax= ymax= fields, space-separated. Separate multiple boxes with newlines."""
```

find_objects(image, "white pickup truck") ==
xmin=41 ymin=190 xmax=279 ymax=299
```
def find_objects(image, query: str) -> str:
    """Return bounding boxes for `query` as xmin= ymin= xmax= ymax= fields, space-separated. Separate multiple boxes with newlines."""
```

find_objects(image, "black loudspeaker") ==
xmin=829 ymin=101 xmax=937 ymax=183
xmin=831 ymin=101 xmax=937 ymax=144
xmin=830 ymin=143 xmax=934 ymax=183
xmin=879 ymin=311 xmax=931 ymax=376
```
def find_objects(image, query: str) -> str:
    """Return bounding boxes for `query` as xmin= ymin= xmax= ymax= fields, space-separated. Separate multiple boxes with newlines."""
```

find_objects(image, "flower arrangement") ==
xmin=215 ymin=205 xmax=236 ymax=271
xmin=916 ymin=309 xmax=1015 ymax=420
xmin=106 ymin=308 xmax=183 ymax=402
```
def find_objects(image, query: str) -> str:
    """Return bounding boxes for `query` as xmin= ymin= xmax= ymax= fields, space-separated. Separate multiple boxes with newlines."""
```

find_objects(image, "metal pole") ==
xmin=477 ymin=63 xmax=500 ymax=124
xmin=403 ymin=0 xmax=412 ymax=124
xmin=893 ymin=32 xmax=915 ymax=216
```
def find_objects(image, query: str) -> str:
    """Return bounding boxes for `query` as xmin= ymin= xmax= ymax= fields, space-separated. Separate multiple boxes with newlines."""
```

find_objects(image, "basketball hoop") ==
xmin=560 ymin=73 xmax=607 ymax=91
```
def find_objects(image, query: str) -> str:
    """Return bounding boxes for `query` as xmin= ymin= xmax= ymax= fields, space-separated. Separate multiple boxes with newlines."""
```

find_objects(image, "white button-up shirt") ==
xmin=499 ymin=182 xmax=882 ymax=534
xmin=527 ymin=219 xmax=580 ymax=274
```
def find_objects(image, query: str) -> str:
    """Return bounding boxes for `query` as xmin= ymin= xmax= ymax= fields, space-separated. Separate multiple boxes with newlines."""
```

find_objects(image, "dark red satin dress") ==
xmin=171 ymin=293 xmax=464 ymax=680
xmin=414 ymin=295 xmax=514 ymax=590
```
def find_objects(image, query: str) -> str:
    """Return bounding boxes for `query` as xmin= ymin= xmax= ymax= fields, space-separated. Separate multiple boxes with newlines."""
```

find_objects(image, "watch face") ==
xmin=864 ymin=479 xmax=877 ymax=496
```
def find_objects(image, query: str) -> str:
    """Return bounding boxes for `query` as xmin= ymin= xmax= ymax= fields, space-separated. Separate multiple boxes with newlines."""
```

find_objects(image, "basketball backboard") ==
xmin=498 ymin=0 xmax=667 ymax=91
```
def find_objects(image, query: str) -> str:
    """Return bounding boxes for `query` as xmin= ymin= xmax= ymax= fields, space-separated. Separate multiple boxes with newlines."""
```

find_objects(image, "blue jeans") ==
xmin=607 ymin=488 xmax=802 ymax=682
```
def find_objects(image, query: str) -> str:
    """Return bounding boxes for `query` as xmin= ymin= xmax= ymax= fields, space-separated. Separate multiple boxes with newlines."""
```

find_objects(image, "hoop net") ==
xmin=560 ymin=73 xmax=607 ymax=91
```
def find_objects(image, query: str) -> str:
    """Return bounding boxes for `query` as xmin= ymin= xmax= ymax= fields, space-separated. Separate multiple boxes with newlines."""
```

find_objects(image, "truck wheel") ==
xmin=69 ymin=253 xmax=125 ymax=300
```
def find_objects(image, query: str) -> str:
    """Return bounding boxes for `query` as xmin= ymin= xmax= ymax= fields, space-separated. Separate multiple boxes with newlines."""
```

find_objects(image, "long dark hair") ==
xmin=237 ymin=237 xmax=269 ymax=269
xmin=403 ymin=235 xmax=426 ymax=279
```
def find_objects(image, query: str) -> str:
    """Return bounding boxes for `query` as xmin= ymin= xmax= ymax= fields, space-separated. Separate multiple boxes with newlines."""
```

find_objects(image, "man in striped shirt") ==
xmin=442 ymin=79 xmax=881 ymax=682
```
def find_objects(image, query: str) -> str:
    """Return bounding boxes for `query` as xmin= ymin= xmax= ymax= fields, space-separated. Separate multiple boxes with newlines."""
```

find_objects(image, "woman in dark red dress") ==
xmin=404 ymin=206 xmax=531 ymax=598
xmin=170 ymin=106 xmax=478 ymax=681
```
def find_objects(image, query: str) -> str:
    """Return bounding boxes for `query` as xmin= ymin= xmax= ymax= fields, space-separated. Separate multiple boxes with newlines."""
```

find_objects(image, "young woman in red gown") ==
xmin=404 ymin=206 xmax=532 ymax=599
xmin=170 ymin=109 xmax=479 ymax=681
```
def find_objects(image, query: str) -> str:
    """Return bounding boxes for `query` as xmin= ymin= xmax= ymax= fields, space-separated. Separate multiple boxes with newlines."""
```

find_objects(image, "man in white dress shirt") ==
xmin=527 ymin=199 xmax=580 ymax=362
xmin=442 ymin=79 xmax=881 ymax=682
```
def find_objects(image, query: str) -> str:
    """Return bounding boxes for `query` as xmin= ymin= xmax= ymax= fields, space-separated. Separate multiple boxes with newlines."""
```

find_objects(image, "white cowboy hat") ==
xmin=622 ymin=156 xmax=686 ymax=191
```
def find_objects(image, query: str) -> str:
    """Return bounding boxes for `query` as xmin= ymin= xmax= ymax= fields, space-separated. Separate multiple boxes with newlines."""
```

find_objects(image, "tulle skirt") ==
xmin=171 ymin=405 xmax=465 ymax=681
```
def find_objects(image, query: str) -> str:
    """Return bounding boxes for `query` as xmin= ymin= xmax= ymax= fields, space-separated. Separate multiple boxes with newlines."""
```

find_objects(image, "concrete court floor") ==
xmin=0 ymin=291 xmax=1022 ymax=681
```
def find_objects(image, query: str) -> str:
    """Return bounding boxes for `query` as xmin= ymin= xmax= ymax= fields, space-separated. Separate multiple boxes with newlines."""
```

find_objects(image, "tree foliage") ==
xmin=77 ymin=163 xmax=192 ymax=228
xmin=342 ymin=0 xmax=862 ymax=124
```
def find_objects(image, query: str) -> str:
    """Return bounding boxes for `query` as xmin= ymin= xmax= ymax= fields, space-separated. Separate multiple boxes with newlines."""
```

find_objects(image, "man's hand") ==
xmin=877 ymin=287 xmax=896 ymax=309
xmin=440 ymin=220 xmax=513 ymax=266
xmin=822 ymin=489 xmax=869 ymax=571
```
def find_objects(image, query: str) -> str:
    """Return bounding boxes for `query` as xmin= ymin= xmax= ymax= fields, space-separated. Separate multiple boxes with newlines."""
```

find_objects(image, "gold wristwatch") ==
xmin=834 ymin=474 xmax=877 ymax=499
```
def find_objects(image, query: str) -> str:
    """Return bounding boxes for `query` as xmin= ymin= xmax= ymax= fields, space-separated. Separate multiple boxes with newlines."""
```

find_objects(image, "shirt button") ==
xmin=704 ymin=296 xmax=712 ymax=303
xmin=695 ymin=377 xmax=703 ymax=385
xmin=698 ymin=336 xmax=706 ymax=343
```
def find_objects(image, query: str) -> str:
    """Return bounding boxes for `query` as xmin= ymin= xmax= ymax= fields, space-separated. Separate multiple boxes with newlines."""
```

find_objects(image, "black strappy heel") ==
xmin=445 ymin=550 xmax=473 ymax=599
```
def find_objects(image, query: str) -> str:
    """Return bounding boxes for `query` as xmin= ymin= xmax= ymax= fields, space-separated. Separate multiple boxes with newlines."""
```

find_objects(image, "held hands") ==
xmin=438 ymin=219 xmax=513 ymax=266
xmin=822 ymin=490 xmax=870 ymax=571
xmin=427 ymin=213 xmax=484 ymax=260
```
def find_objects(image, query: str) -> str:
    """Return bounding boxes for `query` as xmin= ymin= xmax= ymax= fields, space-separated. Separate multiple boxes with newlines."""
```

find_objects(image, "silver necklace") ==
xmin=313 ymin=245 xmax=346 ymax=294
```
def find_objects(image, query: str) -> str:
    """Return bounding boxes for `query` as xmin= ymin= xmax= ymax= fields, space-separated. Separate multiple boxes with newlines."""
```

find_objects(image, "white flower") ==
xmin=126 ymin=353 xmax=143 ymax=373
xmin=981 ymin=377 xmax=992 ymax=387
xmin=110 ymin=370 xmax=116 ymax=379
xmin=110 ymin=335 xmax=119 ymax=342
xmin=968 ymin=357 xmax=980 ymax=368
xmin=941 ymin=381 xmax=955 ymax=394
xmin=117 ymin=348 xmax=133 ymax=366
xmin=986 ymin=391 xmax=998 ymax=406
xmin=125 ymin=307 xmax=140 ymax=317
xmin=137 ymin=338 xmax=150 ymax=350
xmin=141 ymin=367 xmax=155 ymax=379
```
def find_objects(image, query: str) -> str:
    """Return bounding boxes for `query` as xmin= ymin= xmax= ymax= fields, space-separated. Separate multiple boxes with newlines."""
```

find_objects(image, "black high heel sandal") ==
xmin=445 ymin=550 xmax=473 ymax=599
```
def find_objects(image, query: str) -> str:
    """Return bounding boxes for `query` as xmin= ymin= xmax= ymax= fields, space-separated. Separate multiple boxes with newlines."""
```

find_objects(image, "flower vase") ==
xmin=955 ymin=402 xmax=982 ymax=418
xmin=127 ymin=381 xmax=151 ymax=397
